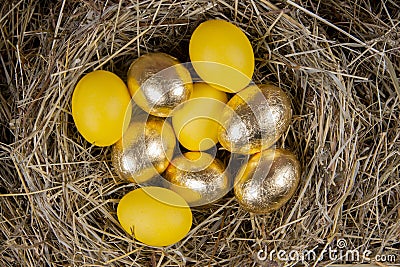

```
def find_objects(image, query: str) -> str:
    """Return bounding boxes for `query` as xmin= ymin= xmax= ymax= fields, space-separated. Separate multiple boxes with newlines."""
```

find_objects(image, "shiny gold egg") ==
xmin=127 ymin=53 xmax=193 ymax=117
xmin=163 ymin=152 xmax=229 ymax=207
xmin=234 ymin=148 xmax=301 ymax=214
xmin=218 ymin=84 xmax=292 ymax=154
xmin=111 ymin=115 xmax=176 ymax=183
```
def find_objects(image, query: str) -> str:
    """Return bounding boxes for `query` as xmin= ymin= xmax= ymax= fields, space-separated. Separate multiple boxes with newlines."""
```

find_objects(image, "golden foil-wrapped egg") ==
xmin=163 ymin=152 xmax=229 ymax=207
xmin=218 ymin=84 xmax=292 ymax=154
xmin=234 ymin=148 xmax=301 ymax=214
xmin=127 ymin=53 xmax=193 ymax=117
xmin=111 ymin=115 xmax=176 ymax=183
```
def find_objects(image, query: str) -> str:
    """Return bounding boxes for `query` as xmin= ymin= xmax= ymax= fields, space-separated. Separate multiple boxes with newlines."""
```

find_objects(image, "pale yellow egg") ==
xmin=172 ymin=83 xmax=228 ymax=151
xmin=117 ymin=187 xmax=192 ymax=246
xmin=72 ymin=70 xmax=131 ymax=146
xmin=189 ymin=20 xmax=254 ymax=93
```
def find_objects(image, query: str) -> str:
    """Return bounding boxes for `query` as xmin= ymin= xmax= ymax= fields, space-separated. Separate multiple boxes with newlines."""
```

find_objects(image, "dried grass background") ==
xmin=1 ymin=0 xmax=399 ymax=266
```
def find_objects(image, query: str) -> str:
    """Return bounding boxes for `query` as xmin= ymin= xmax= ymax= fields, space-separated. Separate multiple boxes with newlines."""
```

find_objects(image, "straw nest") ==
xmin=1 ymin=0 xmax=399 ymax=266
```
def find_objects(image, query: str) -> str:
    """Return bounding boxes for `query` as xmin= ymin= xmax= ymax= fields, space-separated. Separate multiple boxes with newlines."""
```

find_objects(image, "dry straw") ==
xmin=1 ymin=0 xmax=399 ymax=266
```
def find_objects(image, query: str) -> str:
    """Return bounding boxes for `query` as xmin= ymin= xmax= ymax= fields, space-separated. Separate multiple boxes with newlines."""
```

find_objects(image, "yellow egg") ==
xmin=234 ymin=148 xmax=301 ymax=214
xmin=171 ymin=83 xmax=228 ymax=151
xmin=117 ymin=187 xmax=192 ymax=246
xmin=111 ymin=115 xmax=176 ymax=184
xmin=127 ymin=53 xmax=193 ymax=117
xmin=163 ymin=152 xmax=229 ymax=206
xmin=72 ymin=70 xmax=132 ymax=146
xmin=218 ymin=84 xmax=292 ymax=154
xmin=189 ymin=20 xmax=254 ymax=93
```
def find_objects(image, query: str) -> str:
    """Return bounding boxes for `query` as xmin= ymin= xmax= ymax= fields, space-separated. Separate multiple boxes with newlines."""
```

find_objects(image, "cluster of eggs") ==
xmin=71 ymin=20 xmax=300 ymax=247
